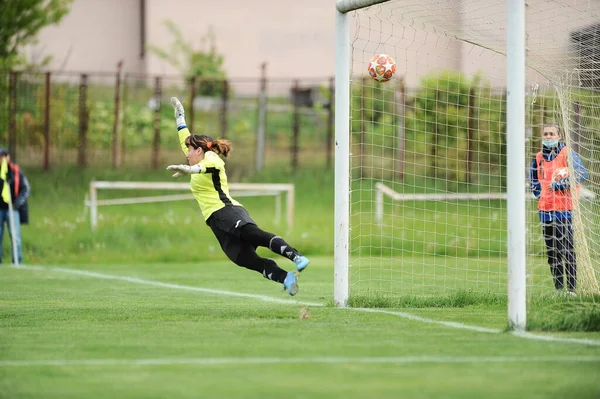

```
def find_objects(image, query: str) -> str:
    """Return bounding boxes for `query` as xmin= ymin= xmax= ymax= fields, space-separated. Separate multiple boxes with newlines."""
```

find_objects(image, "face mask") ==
xmin=542 ymin=139 xmax=558 ymax=148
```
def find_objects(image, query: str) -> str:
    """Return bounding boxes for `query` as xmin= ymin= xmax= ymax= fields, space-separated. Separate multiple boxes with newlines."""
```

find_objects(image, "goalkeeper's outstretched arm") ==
xmin=171 ymin=97 xmax=191 ymax=156
xmin=167 ymin=97 xmax=204 ymax=178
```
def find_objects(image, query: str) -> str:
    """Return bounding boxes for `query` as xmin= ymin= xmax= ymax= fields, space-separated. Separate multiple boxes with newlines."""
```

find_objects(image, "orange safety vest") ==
xmin=11 ymin=164 xmax=19 ymax=197
xmin=535 ymin=147 xmax=577 ymax=211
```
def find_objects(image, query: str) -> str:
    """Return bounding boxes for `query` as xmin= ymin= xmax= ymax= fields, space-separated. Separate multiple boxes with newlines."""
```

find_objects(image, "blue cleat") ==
xmin=293 ymin=255 xmax=310 ymax=272
xmin=283 ymin=272 xmax=299 ymax=296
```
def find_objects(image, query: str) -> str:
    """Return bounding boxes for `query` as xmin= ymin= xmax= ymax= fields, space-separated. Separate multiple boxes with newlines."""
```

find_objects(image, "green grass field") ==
xmin=1 ymin=258 xmax=600 ymax=399
xmin=0 ymin=165 xmax=599 ymax=398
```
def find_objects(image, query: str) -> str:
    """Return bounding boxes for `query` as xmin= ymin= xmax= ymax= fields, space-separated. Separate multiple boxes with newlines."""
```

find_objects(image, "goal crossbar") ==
xmin=86 ymin=181 xmax=295 ymax=230
xmin=336 ymin=0 xmax=390 ymax=13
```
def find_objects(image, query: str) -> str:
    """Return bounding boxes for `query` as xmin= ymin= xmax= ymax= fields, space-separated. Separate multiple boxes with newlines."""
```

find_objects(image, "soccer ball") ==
xmin=367 ymin=54 xmax=397 ymax=82
xmin=552 ymin=167 xmax=569 ymax=182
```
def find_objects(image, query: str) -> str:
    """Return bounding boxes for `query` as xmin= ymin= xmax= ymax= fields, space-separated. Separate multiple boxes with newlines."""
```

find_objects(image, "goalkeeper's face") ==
xmin=186 ymin=145 xmax=204 ymax=165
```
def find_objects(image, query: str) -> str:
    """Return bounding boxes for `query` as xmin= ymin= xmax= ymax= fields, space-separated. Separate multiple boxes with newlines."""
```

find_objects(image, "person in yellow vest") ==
xmin=0 ymin=148 xmax=30 ymax=264
xmin=164 ymin=98 xmax=309 ymax=296
xmin=528 ymin=123 xmax=588 ymax=296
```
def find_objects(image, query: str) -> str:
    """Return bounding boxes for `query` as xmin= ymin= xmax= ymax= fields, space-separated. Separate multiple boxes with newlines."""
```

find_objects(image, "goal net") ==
xmin=335 ymin=0 xmax=600 ymax=327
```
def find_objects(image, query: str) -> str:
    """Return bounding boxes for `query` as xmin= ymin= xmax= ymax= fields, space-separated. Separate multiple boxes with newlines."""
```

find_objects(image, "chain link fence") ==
xmin=0 ymin=71 xmax=335 ymax=176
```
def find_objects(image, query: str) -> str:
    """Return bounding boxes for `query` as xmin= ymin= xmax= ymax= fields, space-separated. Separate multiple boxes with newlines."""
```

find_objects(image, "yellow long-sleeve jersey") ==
xmin=178 ymin=128 xmax=241 ymax=221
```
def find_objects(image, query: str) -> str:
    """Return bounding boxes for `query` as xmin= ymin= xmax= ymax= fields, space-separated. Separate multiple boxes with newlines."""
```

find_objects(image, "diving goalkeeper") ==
xmin=166 ymin=97 xmax=309 ymax=296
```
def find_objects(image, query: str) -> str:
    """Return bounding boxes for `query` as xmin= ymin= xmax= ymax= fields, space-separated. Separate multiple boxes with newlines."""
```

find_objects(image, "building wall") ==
xmin=33 ymin=0 xmax=336 ymax=80
xmin=30 ymin=0 xmax=143 ymax=75
xmin=457 ymin=0 xmax=599 ymax=88
xmin=145 ymin=0 xmax=335 ymax=80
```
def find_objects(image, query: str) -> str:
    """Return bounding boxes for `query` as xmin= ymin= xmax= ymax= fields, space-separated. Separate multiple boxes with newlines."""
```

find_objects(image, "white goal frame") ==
xmin=334 ymin=0 xmax=527 ymax=329
xmin=86 ymin=181 xmax=295 ymax=230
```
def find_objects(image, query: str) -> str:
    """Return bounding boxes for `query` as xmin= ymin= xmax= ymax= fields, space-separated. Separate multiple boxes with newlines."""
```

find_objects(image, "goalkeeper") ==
xmin=528 ymin=123 xmax=588 ymax=296
xmin=166 ymin=97 xmax=309 ymax=296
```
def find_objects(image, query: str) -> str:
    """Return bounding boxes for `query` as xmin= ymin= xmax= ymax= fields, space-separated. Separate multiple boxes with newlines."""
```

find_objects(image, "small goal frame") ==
xmin=86 ymin=181 xmax=295 ymax=230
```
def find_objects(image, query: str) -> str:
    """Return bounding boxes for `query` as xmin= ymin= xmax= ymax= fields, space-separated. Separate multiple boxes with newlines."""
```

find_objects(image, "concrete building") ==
xmin=30 ymin=0 xmax=335 ymax=81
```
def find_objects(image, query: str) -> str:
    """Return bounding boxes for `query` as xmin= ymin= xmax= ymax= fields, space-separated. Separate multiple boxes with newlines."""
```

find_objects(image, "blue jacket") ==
xmin=528 ymin=142 xmax=588 ymax=222
xmin=0 ymin=163 xmax=30 ymax=224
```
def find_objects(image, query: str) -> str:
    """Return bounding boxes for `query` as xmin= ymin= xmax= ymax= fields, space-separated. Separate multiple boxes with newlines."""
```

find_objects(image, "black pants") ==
xmin=207 ymin=206 xmax=293 ymax=284
xmin=542 ymin=218 xmax=576 ymax=291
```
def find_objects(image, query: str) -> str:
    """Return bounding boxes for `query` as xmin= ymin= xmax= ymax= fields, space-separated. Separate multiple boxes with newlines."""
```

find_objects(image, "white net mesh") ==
xmin=345 ymin=0 xmax=600 ymax=310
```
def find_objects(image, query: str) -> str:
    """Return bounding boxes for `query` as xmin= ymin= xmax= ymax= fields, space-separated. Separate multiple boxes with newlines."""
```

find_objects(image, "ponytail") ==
xmin=185 ymin=134 xmax=232 ymax=157
xmin=210 ymin=138 xmax=232 ymax=157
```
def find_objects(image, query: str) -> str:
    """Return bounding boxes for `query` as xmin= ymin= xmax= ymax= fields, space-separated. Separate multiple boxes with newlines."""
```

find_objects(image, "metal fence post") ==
xmin=78 ymin=74 xmax=88 ymax=167
xmin=189 ymin=76 xmax=196 ymax=133
xmin=256 ymin=63 xmax=267 ymax=171
xmin=112 ymin=62 xmax=123 ymax=169
xmin=8 ymin=71 xmax=17 ymax=162
xmin=152 ymin=76 xmax=162 ymax=169
xmin=221 ymin=79 xmax=229 ymax=138
xmin=43 ymin=72 xmax=51 ymax=170
xmin=291 ymin=79 xmax=300 ymax=172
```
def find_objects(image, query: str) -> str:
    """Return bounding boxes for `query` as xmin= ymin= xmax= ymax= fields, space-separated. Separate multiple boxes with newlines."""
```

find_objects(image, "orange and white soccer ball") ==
xmin=552 ymin=167 xmax=569 ymax=182
xmin=367 ymin=54 xmax=397 ymax=82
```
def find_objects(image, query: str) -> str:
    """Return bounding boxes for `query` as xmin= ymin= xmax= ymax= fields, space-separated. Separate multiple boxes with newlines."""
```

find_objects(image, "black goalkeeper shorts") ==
xmin=207 ymin=205 xmax=257 ymax=262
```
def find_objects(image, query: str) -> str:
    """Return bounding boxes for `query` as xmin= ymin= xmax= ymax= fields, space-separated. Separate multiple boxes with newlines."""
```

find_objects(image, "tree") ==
xmin=0 ymin=0 xmax=73 ymax=69
xmin=148 ymin=20 xmax=227 ymax=97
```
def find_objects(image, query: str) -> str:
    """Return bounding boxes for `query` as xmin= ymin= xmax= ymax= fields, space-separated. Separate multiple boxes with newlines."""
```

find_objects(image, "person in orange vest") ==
xmin=0 ymin=148 xmax=30 ymax=264
xmin=528 ymin=123 xmax=588 ymax=296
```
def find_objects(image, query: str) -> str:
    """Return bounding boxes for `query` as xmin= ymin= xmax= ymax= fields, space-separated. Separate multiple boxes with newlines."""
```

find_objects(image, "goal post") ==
xmin=334 ymin=2 xmax=351 ymax=307
xmin=505 ymin=0 xmax=527 ymax=330
xmin=334 ymin=0 xmax=600 ymax=331
xmin=86 ymin=181 xmax=295 ymax=230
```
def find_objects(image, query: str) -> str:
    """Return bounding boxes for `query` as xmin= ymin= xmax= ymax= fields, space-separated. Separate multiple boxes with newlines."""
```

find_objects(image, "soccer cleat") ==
xmin=566 ymin=290 xmax=577 ymax=297
xmin=293 ymin=255 xmax=310 ymax=272
xmin=283 ymin=271 xmax=299 ymax=296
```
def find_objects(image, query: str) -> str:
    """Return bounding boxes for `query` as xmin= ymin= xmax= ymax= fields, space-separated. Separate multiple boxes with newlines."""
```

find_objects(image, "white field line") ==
xmin=512 ymin=331 xmax=600 ymax=346
xmin=12 ymin=265 xmax=600 ymax=346
xmin=17 ymin=265 xmax=323 ymax=307
xmin=1 ymin=355 xmax=599 ymax=368
xmin=351 ymin=308 xmax=501 ymax=333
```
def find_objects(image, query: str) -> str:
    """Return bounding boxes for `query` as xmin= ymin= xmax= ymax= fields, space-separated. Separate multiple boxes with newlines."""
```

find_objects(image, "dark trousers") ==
xmin=542 ymin=219 xmax=576 ymax=291
xmin=207 ymin=206 xmax=298 ymax=284
xmin=234 ymin=224 xmax=288 ymax=283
